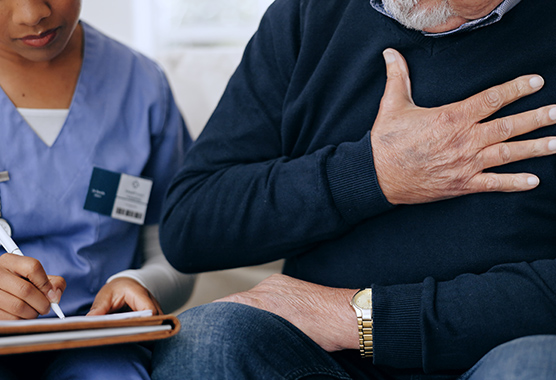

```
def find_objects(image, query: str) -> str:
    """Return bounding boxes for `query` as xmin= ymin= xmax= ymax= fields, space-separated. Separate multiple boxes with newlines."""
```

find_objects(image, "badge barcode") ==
xmin=115 ymin=208 xmax=143 ymax=220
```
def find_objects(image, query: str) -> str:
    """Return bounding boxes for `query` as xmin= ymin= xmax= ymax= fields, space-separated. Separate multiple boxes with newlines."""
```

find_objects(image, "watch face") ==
xmin=353 ymin=289 xmax=372 ymax=309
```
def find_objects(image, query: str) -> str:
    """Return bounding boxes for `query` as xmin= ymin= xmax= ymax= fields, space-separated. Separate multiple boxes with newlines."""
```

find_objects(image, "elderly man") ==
xmin=153 ymin=0 xmax=556 ymax=379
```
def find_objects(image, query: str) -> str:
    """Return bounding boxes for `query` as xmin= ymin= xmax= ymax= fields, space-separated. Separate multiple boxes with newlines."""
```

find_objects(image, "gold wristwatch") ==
xmin=350 ymin=288 xmax=373 ymax=358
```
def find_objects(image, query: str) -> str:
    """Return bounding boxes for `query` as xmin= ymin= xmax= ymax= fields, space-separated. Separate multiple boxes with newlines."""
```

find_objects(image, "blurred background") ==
xmin=81 ymin=0 xmax=282 ymax=313
xmin=81 ymin=0 xmax=274 ymax=57
xmin=81 ymin=0 xmax=274 ymax=138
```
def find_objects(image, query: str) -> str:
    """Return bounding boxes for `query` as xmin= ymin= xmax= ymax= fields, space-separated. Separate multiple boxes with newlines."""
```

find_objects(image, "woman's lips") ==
xmin=20 ymin=28 xmax=58 ymax=48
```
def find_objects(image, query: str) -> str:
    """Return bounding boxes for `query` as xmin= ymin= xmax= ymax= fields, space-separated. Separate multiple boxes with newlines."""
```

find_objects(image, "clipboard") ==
xmin=0 ymin=311 xmax=180 ymax=355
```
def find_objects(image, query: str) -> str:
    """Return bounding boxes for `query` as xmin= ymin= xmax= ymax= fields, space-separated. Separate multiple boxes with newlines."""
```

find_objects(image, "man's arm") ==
xmin=216 ymin=256 xmax=556 ymax=372
xmin=161 ymin=0 xmax=368 ymax=272
xmin=160 ymin=2 xmax=556 ymax=274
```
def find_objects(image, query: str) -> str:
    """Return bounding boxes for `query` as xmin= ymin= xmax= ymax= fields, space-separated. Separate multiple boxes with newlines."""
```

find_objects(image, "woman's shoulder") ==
xmin=80 ymin=21 xmax=164 ymax=79
xmin=79 ymin=21 xmax=170 ymax=99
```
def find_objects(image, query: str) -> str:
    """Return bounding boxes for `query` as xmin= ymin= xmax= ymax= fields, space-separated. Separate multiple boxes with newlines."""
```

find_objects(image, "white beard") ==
xmin=382 ymin=0 xmax=455 ymax=31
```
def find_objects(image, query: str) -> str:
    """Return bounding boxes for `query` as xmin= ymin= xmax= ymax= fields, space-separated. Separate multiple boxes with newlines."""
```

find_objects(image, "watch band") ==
xmin=356 ymin=307 xmax=374 ymax=358
xmin=351 ymin=288 xmax=373 ymax=358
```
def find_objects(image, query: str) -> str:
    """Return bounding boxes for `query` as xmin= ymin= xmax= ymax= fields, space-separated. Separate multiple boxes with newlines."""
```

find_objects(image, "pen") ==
xmin=0 ymin=226 xmax=65 ymax=319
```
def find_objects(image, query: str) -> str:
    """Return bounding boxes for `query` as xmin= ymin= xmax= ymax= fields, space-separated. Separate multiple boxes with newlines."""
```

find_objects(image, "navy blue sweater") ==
xmin=161 ymin=0 xmax=556 ymax=374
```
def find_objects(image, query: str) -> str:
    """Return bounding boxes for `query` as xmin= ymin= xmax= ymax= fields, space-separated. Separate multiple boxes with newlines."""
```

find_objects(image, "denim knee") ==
xmin=176 ymin=302 xmax=266 ymax=352
xmin=461 ymin=335 xmax=556 ymax=380
xmin=152 ymin=303 xmax=268 ymax=379
xmin=152 ymin=302 xmax=352 ymax=380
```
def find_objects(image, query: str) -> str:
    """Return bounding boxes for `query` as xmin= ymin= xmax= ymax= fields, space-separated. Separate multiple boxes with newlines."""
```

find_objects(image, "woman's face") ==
xmin=0 ymin=0 xmax=82 ymax=63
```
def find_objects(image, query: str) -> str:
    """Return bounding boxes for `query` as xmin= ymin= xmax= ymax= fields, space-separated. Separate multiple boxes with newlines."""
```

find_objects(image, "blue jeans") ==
xmin=0 ymin=343 xmax=151 ymax=379
xmin=152 ymin=302 xmax=556 ymax=380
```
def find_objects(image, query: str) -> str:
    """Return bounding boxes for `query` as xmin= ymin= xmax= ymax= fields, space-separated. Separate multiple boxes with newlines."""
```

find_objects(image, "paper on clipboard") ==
xmin=0 ymin=310 xmax=154 ymax=328
xmin=0 ymin=310 xmax=180 ymax=355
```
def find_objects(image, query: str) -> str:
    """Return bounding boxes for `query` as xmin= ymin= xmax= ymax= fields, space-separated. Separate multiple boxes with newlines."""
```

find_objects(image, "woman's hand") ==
xmin=87 ymin=277 xmax=162 ymax=316
xmin=0 ymin=253 xmax=65 ymax=320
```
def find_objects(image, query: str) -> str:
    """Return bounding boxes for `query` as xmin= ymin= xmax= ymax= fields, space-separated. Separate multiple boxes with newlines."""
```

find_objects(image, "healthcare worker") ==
xmin=0 ymin=0 xmax=194 ymax=378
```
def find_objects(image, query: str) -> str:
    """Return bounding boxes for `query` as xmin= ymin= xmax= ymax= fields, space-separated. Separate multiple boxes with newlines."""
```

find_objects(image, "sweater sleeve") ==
xmin=373 ymin=257 xmax=556 ymax=372
xmin=160 ymin=0 xmax=392 ymax=274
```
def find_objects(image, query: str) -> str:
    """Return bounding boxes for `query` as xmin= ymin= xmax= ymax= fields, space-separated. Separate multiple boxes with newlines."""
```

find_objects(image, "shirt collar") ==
xmin=369 ymin=0 xmax=521 ymax=37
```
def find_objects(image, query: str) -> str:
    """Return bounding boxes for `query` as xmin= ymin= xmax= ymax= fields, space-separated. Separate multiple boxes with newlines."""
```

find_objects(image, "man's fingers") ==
xmin=475 ymin=134 xmax=556 ymax=191
xmin=469 ymin=172 xmax=540 ymax=193
xmin=380 ymin=48 xmax=414 ymax=109
xmin=480 ymin=106 xmax=556 ymax=147
xmin=479 ymin=137 xmax=556 ymax=170
xmin=462 ymin=75 xmax=545 ymax=122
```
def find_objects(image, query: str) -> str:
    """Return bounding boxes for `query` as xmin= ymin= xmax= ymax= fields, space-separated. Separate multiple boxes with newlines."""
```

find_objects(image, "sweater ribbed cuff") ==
xmin=326 ymin=134 xmax=393 ymax=225
xmin=372 ymin=283 xmax=423 ymax=369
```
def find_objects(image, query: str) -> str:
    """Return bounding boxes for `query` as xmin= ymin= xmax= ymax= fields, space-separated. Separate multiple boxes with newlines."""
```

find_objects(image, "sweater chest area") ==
xmin=280 ymin=1 xmax=556 ymax=158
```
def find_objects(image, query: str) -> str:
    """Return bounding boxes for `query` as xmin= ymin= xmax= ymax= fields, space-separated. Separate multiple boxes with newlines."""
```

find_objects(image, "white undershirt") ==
xmin=16 ymin=108 xmax=196 ymax=313
xmin=17 ymin=108 xmax=67 ymax=147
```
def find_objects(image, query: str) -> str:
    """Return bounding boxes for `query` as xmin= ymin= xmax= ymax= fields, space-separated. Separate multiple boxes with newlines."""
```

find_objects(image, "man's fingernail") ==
xmin=549 ymin=107 xmax=556 ymax=121
xmin=529 ymin=76 xmax=544 ymax=89
xmin=527 ymin=176 xmax=539 ymax=186
xmin=383 ymin=49 xmax=396 ymax=64
xmin=549 ymin=139 xmax=556 ymax=151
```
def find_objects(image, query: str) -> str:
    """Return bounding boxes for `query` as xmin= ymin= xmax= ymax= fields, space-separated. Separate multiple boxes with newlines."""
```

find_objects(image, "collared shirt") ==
xmin=369 ymin=0 xmax=521 ymax=37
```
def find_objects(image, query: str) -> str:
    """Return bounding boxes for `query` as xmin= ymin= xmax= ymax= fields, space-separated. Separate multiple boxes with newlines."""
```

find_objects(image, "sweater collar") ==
xmin=369 ymin=0 xmax=521 ymax=37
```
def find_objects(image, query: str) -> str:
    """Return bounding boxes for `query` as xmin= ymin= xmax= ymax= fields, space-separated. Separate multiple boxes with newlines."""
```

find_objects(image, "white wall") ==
xmin=80 ymin=0 xmax=155 ymax=56
xmin=80 ymin=0 xmax=274 ymax=57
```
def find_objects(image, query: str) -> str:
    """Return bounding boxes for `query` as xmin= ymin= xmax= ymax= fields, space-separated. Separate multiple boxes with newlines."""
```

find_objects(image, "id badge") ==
xmin=84 ymin=167 xmax=153 ymax=225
